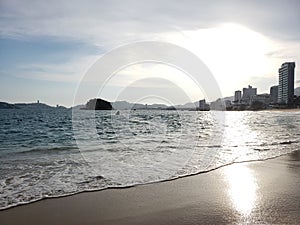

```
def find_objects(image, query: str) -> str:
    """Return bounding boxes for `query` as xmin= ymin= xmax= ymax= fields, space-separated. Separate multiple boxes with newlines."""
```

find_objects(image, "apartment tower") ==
xmin=278 ymin=62 xmax=295 ymax=104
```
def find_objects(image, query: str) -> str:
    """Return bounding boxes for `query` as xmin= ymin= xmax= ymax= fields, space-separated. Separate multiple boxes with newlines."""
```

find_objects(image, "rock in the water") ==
xmin=85 ymin=98 xmax=113 ymax=110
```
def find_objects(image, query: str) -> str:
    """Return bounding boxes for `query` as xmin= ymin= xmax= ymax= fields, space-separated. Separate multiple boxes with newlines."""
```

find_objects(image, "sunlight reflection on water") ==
xmin=221 ymin=112 xmax=262 ymax=162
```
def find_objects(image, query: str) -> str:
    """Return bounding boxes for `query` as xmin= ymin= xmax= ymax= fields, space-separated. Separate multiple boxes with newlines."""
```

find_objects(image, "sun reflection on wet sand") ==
xmin=224 ymin=163 xmax=257 ymax=218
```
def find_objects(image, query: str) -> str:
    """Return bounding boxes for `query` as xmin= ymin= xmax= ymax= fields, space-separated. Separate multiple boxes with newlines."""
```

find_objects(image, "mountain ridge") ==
xmin=2 ymin=87 xmax=299 ymax=110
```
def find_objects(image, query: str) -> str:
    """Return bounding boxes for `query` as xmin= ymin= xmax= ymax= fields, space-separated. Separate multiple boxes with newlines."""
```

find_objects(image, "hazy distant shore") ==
xmin=265 ymin=108 xmax=300 ymax=112
xmin=1 ymin=150 xmax=299 ymax=225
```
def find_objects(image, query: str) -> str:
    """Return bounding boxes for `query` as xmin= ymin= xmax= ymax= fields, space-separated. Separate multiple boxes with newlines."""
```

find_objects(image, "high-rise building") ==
xmin=199 ymin=99 xmax=210 ymax=111
xmin=278 ymin=62 xmax=295 ymax=104
xmin=270 ymin=85 xmax=278 ymax=104
xmin=234 ymin=90 xmax=242 ymax=103
xmin=242 ymin=85 xmax=257 ymax=105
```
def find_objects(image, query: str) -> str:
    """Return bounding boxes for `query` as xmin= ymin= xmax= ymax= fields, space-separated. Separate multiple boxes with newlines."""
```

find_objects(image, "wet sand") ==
xmin=0 ymin=150 xmax=300 ymax=225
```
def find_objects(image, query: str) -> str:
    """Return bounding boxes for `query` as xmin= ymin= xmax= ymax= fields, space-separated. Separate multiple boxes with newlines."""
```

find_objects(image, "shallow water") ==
xmin=0 ymin=108 xmax=299 ymax=209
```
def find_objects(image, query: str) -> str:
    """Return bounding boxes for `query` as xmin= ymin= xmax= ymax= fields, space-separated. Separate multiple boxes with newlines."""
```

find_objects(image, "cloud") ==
xmin=9 ymin=55 xmax=99 ymax=82
xmin=1 ymin=0 xmax=300 ymax=46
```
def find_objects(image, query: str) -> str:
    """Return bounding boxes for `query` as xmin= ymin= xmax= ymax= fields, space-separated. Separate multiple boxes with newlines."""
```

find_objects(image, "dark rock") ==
xmin=85 ymin=98 xmax=113 ymax=110
xmin=166 ymin=106 xmax=177 ymax=110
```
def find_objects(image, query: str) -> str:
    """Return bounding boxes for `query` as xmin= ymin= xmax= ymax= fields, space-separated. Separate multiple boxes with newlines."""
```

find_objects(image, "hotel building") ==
xmin=278 ymin=62 xmax=295 ymax=104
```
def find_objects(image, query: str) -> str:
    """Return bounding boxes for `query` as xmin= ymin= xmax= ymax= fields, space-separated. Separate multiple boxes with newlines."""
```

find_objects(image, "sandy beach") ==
xmin=1 ymin=150 xmax=299 ymax=225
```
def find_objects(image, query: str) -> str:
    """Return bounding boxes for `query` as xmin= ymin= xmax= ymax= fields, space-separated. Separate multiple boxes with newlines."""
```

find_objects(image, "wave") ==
xmin=279 ymin=140 xmax=294 ymax=145
xmin=1 ymin=149 xmax=297 ymax=211
xmin=197 ymin=140 xmax=298 ymax=150
xmin=17 ymin=146 xmax=78 ymax=154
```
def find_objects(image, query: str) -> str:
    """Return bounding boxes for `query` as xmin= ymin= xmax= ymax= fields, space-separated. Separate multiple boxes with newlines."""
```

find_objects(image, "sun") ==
xmin=164 ymin=23 xmax=277 ymax=97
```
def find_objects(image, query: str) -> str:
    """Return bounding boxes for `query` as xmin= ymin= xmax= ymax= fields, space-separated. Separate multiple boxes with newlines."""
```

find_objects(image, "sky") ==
xmin=0 ymin=0 xmax=300 ymax=107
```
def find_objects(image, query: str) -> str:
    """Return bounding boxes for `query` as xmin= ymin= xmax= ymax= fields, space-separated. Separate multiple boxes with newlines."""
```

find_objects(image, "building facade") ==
xmin=199 ymin=99 xmax=210 ymax=111
xmin=270 ymin=85 xmax=278 ymax=104
xmin=242 ymin=85 xmax=257 ymax=105
xmin=278 ymin=62 xmax=295 ymax=104
xmin=250 ymin=94 xmax=270 ymax=106
xmin=210 ymin=98 xmax=226 ymax=111
xmin=234 ymin=90 xmax=242 ymax=103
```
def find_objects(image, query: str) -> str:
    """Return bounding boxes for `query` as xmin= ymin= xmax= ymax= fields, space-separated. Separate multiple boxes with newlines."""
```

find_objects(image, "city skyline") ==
xmin=0 ymin=61 xmax=299 ymax=108
xmin=232 ymin=62 xmax=296 ymax=101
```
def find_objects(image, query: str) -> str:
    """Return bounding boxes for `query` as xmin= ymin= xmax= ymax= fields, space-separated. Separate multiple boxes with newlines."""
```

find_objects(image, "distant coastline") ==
xmin=1 ymin=86 xmax=300 ymax=111
xmin=0 ymin=102 xmax=67 ymax=110
xmin=1 ymin=99 xmax=300 ymax=111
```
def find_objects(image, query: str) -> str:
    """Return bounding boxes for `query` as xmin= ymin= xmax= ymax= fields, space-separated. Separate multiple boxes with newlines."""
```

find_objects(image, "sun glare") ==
xmin=99 ymin=63 xmax=204 ymax=104
xmin=165 ymin=23 xmax=276 ymax=96
xmin=92 ymin=23 xmax=278 ymax=104
xmin=224 ymin=164 xmax=257 ymax=217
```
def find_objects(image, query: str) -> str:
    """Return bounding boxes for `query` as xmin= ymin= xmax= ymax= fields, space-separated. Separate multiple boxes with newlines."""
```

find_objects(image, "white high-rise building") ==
xmin=278 ymin=62 xmax=295 ymax=104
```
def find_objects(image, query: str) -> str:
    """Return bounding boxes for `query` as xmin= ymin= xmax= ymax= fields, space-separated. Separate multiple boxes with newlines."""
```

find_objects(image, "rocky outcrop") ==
xmin=85 ymin=98 xmax=113 ymax=110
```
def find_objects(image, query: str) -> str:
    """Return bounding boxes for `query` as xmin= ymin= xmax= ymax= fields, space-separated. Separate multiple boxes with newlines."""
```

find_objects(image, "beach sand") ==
xmin=1 ymin=150 xmax=300 ymax=225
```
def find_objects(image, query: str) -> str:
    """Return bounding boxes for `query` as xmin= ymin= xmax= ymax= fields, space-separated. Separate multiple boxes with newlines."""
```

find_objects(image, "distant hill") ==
xmin=0 ymin=102 xmax=19 ymax=109
xmin=112 ymin=101 xmax=168 ymax=110
xmin=112 ymin=101 xmax=144 ymax=110
xmin=0 ymin=101 xmax=66 ymax=110
xmin=222 ymin=96 xmax=234 ymax=102
xmin=15 ymin=103 xmax=54 ymax=110
xmin=71 ymin=104 xmax=85 ymax=110
xmin=113 ymin=101 xmax=200 ymax=110
xmin=148 ymin=103 xmax=168 ymax=109
xmin=175 ymin=102 xmax=198 ymax=109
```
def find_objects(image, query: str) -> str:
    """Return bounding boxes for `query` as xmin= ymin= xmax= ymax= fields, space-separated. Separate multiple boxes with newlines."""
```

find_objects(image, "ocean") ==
xmin=0 ymin=108 xmax=299 ymax=209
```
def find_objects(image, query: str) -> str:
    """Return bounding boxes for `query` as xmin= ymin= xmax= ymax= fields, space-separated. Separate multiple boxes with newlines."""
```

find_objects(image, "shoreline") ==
xmin=0 ymin=151 xmax=292 ymax=212
xmin=1 ymin=150 xmax=300 ymax=224
xmin=222 ymin=108 xmax=300 ymax=112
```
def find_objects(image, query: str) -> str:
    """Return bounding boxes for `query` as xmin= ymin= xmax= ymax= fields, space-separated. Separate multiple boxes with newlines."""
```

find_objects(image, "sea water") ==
xmin=0 ymin=108 xmax=300 ymax=209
